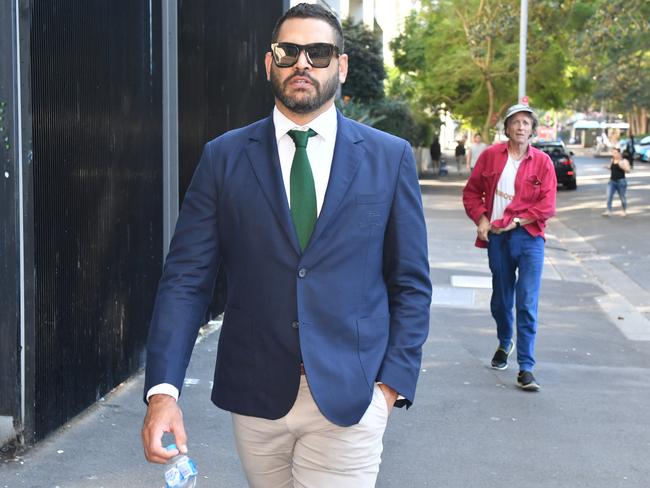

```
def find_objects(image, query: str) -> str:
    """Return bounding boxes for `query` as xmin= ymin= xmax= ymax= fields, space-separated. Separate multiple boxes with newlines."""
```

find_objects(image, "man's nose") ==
xmin=294 ymin=49 xmax=311 ymax=70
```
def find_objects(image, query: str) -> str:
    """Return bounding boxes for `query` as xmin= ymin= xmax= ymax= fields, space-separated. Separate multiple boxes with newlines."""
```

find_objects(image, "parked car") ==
xmin=635 ymin=136 xmax=650 ymax=161
xmin=619 ymin=135 xmax=650 ymax=160
xmin=532 ymin=141 xmax=577 ymax=190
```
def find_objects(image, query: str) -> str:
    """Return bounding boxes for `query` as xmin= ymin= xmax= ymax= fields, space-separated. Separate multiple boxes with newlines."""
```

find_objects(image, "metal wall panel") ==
xmin=177 ymin=0 xmax=282 ymax=202
xmin=177 ymin=0 xmax=283 ymax=318
xmin=0 ymin=0 xmax=34 ymax=444
xmin=29 ymin=0 xmax=163 ymax=438
xmin=0 ymin=0 xmax=20 ymax=419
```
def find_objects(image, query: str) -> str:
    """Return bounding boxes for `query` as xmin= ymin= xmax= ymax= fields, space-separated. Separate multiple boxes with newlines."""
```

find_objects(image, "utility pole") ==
xmin=518 ymin=0 xmax=528 ymax=104
xmin=162 ymin=0 xmax=179 ymax=259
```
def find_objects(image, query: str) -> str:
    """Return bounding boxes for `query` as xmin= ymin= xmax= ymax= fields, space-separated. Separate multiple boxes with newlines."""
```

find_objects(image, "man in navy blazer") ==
xmin=142 ymin=4 xmax=431 ymax=486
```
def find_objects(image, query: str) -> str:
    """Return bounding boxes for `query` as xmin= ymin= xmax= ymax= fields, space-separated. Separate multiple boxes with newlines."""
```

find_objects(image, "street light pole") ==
xmin=518 ymin=0 xmax=528 ymax=104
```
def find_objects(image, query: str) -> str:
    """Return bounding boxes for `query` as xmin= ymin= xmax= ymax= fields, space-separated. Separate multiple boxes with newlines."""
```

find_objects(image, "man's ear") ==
xmin=265 ymin=52 xmax=273 ymax=81
xmin=338 ymin=53 xmax=348 ymax=84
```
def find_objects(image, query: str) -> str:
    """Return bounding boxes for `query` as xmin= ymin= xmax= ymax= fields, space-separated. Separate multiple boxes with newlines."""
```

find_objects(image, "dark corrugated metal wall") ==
xmin=0 ymin=0 xmax=20 ymax=418
xmin=21 ymin=0 xmax=283 ymax=441
xmin=178 ymin=0 xmax=282 ymax=318
xmin=178 ymin=0 xmax=280 ymax=202
xmin=30 ymin=1 xmax=163 ymax=438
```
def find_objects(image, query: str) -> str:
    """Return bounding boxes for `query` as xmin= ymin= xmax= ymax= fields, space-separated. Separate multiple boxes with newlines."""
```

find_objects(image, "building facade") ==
xmin=292 ymin=0 xmax=419 ymax=66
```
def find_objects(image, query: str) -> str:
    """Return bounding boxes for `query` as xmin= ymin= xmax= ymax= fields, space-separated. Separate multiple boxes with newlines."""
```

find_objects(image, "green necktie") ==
xmin=288 ymin=128 xmax=318 ymax=251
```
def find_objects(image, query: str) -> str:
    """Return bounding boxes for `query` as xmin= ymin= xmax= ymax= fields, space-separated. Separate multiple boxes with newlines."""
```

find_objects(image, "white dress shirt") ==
xmin=146 ymin=104 xmax=339 ymax=403
xmin=273 ymin=103 xmax=337 ymax=216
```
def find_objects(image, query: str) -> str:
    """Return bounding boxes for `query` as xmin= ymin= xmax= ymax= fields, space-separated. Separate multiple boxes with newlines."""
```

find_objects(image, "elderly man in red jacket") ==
xmin=462 ymin=104 xmax=556 ymax=391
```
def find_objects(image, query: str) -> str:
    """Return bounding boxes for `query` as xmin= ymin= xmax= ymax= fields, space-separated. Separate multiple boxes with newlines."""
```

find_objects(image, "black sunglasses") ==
xmin=271 ymin=42 xmax=340 ymax=68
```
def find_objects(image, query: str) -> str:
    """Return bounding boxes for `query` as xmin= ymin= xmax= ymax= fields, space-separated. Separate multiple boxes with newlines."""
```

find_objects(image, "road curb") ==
xmin=549 ymin=216 xmax=650 ymax=341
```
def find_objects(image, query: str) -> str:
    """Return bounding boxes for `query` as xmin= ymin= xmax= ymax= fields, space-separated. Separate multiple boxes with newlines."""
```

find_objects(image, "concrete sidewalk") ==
xmin=3 ymin=176 xmax=650 ymax=487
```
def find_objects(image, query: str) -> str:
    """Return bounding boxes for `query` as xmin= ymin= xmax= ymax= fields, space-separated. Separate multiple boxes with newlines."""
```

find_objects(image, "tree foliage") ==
xmin=390 ymin=0 xmax=608 ymax=136
xmin=339 ymin=19 xmax=433 ymax=146
xmin=336 ymin=98 xmax=386 ymax=127
xmin=570 ymin=0 xmax=650 ymax=133
xmin=341 ymin=19 xmax=386 ymax=102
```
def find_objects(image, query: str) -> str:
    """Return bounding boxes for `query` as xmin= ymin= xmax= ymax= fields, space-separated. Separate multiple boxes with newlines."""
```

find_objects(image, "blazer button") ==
xmin=298 ymin=268 xmax=307 ymax=278
xmin=291 ymin=321 xmax=299 ymax=329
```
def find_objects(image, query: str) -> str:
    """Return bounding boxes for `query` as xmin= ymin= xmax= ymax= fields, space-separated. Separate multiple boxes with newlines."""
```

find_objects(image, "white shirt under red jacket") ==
xmin=462 ymin=142 xmax=557 ymax=249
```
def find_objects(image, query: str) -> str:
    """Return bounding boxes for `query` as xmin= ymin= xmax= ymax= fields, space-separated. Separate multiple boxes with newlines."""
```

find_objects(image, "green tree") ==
xmin=391 ymin=0 xmax=577 ymax=138
xmin=341 ymin=19 xmax=386 ymax=102
xmin=336 ymin=98 xmax=386 ymax=127
xmin=339 ymin=19 xmax=436 ymax=146
xmin=570 ymin=0 xmax=650 ymax=134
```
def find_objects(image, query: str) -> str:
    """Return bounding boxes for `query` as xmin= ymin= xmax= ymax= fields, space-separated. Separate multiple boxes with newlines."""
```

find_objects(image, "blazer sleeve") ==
xmin=143 ymin=142 xmax=221 ymax=402
xmin=378 ymin=141 xmax=432 ymax=406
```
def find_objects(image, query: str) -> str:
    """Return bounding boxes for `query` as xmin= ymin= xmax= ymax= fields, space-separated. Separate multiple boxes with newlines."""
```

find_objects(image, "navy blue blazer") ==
xmin=144 ymin=110 xmax=432 ymax=426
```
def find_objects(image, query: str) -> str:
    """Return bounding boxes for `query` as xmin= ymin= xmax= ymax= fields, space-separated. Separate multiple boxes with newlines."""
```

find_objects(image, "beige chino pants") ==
xmin=232 ymin=375 xmax=389 ymax=488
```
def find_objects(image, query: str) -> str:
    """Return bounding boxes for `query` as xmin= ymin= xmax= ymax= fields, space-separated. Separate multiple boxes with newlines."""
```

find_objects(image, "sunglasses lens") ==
xmin=273 ymin=44 xmax=300 ymax=67
xmin=272 ymin=43 xmax=337 ymax=68
xmin=306 ymin=44 xmax=334 ymax=68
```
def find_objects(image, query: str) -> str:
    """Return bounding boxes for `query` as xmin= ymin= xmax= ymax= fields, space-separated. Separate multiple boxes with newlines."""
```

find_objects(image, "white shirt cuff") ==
xmin=376 ymin=381 xmax=405 ymax=401
xmin=146 ymin=383 xmax=179 ymax=402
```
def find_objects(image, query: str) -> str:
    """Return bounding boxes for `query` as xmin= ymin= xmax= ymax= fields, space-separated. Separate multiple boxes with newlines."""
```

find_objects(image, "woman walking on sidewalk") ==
xmin=462 ymin=104 xmax=557 ymax=392
xmin=602 ymin=147 xmax=631 ymax=216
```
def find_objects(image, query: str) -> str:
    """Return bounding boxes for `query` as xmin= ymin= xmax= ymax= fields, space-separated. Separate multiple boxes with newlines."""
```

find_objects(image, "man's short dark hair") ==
xmin=271 ymin=3 xmax=344 ymax=52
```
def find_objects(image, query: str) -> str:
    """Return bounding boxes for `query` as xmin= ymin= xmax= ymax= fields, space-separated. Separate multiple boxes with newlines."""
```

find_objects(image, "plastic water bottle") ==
xmin=164 ymin=444 xmax=198 ymax=488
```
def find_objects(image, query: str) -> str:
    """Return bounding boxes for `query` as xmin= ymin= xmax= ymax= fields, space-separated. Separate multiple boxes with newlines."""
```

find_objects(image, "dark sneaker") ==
xmin=490 ymin=340 xmax=514 ymax=370
xmin=517 ymin=371 xmax=540 ymax=391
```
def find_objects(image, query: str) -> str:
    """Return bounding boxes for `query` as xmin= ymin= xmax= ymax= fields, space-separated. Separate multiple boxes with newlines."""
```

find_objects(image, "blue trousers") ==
xmin=607 ymin=178 xmax=627 ymax=211
xmin=487 ymin=228 xmax=545 ymax=371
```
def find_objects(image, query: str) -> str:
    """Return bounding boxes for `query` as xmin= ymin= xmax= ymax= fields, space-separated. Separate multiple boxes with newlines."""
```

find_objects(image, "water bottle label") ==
xmin=165 ymin=466 xmax=182 ymax=487
xmin=177 ymin=458 xmax=198 ymax=478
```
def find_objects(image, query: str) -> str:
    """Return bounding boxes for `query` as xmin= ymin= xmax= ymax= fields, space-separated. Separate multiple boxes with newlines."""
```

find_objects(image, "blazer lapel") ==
xmin=309 ymin=112 xmax=364 ymax=246
xmin=245 ymin=116 xmax=301 ymax=255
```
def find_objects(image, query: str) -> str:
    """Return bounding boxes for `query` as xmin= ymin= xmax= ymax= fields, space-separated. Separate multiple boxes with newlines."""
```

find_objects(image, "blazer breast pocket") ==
xmin=356 ymin=192 xmax=389 ymax=229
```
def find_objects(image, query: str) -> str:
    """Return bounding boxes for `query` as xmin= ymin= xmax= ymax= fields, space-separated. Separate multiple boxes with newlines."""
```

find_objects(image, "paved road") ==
xmin=2 ymin=157 xmax=650 ymax=487
xmin=382 ymin=159 xmax=650 ymax=487
xmin=554 ymin=154 xmax=650 ymax=312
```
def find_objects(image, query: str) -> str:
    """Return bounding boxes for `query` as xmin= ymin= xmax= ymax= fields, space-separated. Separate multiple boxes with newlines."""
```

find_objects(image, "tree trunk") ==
xmin=483 ymin=77 xmax=495 ymax=140
xmin=639 ymin=108 xmax=648 ymax=134
xmin=628 ymin=111 xmax=636 ymax=135
xmin=628 ymin=107 xmax=649 ymax=135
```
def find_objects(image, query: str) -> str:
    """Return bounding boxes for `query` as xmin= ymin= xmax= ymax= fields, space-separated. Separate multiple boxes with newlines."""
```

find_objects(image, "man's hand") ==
xmin=494 ymin=218 xmax=533 ymax=235
xmin=491 ymin=222 xmax=512 ymax=235
xmin=378 ymin=383 xmax=398 ymax=415
xmin=141 ymin=394 xmax=188 ymax=464
xmin=477 ymin=215 xmax=491 ymax=242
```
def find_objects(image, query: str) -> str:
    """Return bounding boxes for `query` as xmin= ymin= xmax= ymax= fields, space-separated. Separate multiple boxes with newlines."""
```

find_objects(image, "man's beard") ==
xmin=270 ymin=67 xmax=339 ymax=114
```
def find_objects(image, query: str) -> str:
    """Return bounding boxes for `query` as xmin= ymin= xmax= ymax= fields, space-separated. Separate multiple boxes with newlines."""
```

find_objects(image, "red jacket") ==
xmin=462 ymin=142 xmax=557 ymax=248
